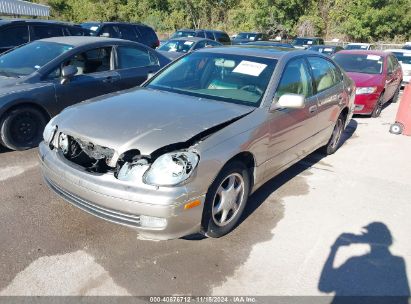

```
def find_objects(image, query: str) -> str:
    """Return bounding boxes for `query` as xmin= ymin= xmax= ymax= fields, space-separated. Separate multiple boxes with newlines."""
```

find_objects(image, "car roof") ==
xmin=168 ymin=37 xmax=214 ymax=42
xmin=197 ymin=46 xmax=303 ymax=59
xmin=37 ymin=36 xmax=128 ymax=46
xmin=385 ymin=49 xmax=411 ymax=53
xmin=337 ymin=50 xmax=387 ymax=56
xmin=294 ymin=37 xmax=322 ymax=39
xmin=310 ymin=45 xmax=339 ymax=48
xmin=0 ymin=18 xmax=77 ymax=26
xmin=347 ymin=43 xmax=371 ymax=45
xmin=81 ymin=21 xmax=150 ymax=27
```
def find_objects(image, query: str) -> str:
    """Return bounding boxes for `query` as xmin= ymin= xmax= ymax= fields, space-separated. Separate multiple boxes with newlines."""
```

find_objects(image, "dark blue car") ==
xmin=0 ymin=36 xmax=170 ymax=150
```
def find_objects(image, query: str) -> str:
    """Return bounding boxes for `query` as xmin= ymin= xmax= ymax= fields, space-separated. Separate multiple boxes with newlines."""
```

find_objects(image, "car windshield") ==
xmin=334 ymin=53 xmax=383 ymax=74
xmin=146 ymin=52 xmax=277 ymax=107
xmin=345 ymin=44 xmax=369 ymax=50
xmin=292 ymin=38 xmax=315 ymax=46
xmin=81 ymin=23 xmax=101 ymax=35
xmin=392 ymin=52 xmax=411 ymax=65
xmin=158 ymin=40 xmax=194 ymax=53
xmin=170 ymin=31 xmax=196 ymax=39
xmin=0 ymin=41 xmax=73 ymax=77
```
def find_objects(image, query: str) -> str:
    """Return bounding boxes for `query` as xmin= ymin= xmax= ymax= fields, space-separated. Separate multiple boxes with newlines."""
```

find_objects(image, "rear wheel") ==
xmin=0 ymin=106 xmax=47 ymax=151
xmin=322 ymin=114 xmax=345 ymax=155
xmin=371 ymin=95 xmax=384 ymax=118
xmin=201 ymin=161 xmax=250 ymax=238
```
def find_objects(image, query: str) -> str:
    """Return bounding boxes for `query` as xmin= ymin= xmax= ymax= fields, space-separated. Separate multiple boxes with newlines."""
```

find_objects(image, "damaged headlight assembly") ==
xmin=117 ymin=151 xmax=199 ymax=186
xmin=43 ymin=117 xmax=57 ymax=145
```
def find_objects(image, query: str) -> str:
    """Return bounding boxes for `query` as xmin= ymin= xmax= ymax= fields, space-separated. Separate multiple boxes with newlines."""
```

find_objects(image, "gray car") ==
xmin=39 ymin=47 xmax=355 ymax=240
xmin=0 ymin=36 xmax=170 ymax=151
xmin=158 ymin=37 xmax=222 ymax=60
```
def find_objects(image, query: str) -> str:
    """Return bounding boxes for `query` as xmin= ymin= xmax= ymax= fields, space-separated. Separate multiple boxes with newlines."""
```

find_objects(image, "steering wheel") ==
xmin=240 ymin=84 xmax=263 ymax=95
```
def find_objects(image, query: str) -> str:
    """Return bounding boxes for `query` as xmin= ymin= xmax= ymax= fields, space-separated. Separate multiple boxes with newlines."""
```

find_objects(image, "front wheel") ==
xmin=322 ymin=115 xmax=345 ymax=155
xmin=0 ymin=107 xmax=47 ymax=151
xmin=371 ymin=95 xmax=384 ymax=118
xmin=201 ymin=161 xmax=250 ymax=238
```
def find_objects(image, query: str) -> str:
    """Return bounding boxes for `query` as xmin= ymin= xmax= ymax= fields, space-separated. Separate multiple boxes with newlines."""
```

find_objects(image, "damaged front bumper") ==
xmin=38 ymin=142 xmax=205 ymax=240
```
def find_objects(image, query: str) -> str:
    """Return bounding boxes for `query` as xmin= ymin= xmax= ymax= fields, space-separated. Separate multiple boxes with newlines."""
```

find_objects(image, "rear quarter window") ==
xmin=136 ymin=26 xmax=158 ymax=44
xmin=215 ymin=32 xmax=230 ymax=43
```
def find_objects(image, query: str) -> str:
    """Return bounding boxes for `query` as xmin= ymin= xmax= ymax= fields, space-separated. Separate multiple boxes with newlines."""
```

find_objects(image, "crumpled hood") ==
xmin=346 ymin=72 xmax=384 ymax=88
xmin=55 ymin=87 xmax=254 ymax=156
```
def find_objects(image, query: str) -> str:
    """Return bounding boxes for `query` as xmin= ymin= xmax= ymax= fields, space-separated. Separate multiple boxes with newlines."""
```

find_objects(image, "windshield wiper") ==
xmin=0 ymin=70 xmax=19 ymax=78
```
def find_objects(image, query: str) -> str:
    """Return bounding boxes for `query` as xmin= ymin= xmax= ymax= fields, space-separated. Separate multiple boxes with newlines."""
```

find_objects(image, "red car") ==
xmin=334 ymin=50 xmax=402 ymax=117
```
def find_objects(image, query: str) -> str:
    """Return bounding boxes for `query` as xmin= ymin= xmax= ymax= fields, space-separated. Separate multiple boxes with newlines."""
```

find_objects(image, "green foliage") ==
xmin=35 ymin=0 xmax=411 ymax=41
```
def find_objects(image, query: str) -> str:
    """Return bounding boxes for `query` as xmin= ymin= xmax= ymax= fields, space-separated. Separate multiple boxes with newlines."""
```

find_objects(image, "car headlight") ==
xmin=58 ymin=133 xmax=69 ymax=154
xmin=43 ymin=117 xmax=57 ymax=144
xmin=143 ymin=151 xmax=199 ymax=186
xmin=356 ymin=87 xmax=377 ymax=95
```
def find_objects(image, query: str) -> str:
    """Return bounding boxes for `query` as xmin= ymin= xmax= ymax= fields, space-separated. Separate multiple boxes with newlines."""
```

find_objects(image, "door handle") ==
xmin=309 ymin=105 xmax=318 ymax=113
xmin=103 ymin=76 xmax=119 ymax=83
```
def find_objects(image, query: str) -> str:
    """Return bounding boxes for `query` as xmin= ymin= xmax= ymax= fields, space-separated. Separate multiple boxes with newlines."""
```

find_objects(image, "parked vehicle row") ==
xmin=80 ymin=22 xmax=160 ymax=49
xmin=168 ymin=28 xmax=231 ymax=45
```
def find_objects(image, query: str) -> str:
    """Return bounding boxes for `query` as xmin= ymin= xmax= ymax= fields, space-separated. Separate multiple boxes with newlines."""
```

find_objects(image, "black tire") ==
xmin=389 ymin=123 xmax=403 ymax=135
xmin=201 ymin=161 xmax=251 ymax=238
xmin=391 ymin=86 xmax=401 ymax=103
xmin=322 ymin=114 xmax=345 ymax=155
xmin=0 ymin=106 xmax=47 ymax=151
xmin=371 ymin=95 xmax=384 ymax=118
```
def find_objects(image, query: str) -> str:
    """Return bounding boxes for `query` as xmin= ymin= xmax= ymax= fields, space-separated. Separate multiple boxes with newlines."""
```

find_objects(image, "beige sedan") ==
xmin=40 ymin=47 xmax=355 ymax=240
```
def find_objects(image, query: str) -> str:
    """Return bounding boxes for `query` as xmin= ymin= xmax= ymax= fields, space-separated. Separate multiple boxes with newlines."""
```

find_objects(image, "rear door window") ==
xmin=387 ymin=56 xmax=396 ymax=74
xmin=195 ymin=31 xmax=206 ymax=38
xmin=118 ymin=24 xmax=138 ymax=41
xmin=116 ymin=46 xmax=158 ymax=69
xmin=31 ymin=25 xmax=64 ymax=40
xmin=205 ymin=31 xmax=215 ymax=40
xmin=0 ymin=25 xmax=29 ymax=48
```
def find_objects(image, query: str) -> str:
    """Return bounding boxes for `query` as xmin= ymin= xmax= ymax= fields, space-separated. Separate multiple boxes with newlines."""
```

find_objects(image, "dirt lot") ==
xmin=0 ymin=100 xmax=410 ymax=296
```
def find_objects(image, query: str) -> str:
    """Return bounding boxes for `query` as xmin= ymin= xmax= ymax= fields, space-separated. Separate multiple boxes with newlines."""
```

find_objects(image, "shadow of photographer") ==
xmin=319 ymin=222 xmax=410 ymax=304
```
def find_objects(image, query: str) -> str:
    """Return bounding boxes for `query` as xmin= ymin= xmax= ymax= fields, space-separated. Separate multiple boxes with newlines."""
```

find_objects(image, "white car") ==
xmin=385 ymin=49 xmax=411 ymax=86
xmin=345 ymin=43 xmax=374 ymax=50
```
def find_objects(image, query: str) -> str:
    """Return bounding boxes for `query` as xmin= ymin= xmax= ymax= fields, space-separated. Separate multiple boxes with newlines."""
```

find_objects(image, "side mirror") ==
xmin=270 ymin=94 xmax=305 ymax=111
xmin=100 ymin=32 xmax=110 ymax=38
xmin=60 ymin=65 xmax=78 ymax=85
